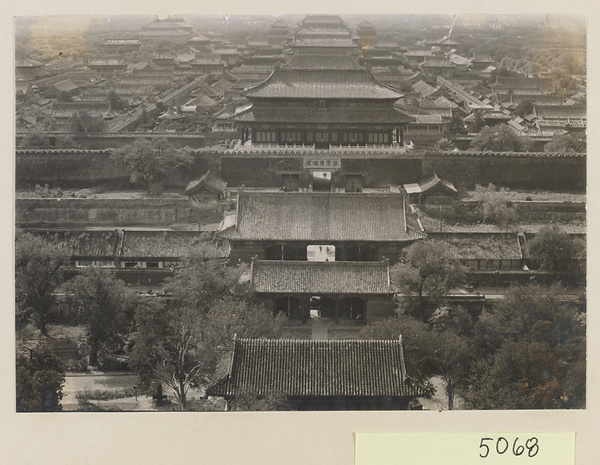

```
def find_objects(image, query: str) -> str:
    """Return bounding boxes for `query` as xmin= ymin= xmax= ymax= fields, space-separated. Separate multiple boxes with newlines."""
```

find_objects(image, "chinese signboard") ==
xmin=303 ymin=158 xmax=342 ymax=169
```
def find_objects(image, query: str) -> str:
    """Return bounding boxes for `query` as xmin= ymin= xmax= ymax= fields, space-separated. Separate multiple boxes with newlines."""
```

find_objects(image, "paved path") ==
xmin=310 ymin=318 xmax=329 ymax=340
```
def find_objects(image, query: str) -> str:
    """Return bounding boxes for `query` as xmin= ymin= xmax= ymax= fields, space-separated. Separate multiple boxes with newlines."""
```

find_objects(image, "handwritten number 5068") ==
xmin=479 ymin=437 xmax=539 ymax=458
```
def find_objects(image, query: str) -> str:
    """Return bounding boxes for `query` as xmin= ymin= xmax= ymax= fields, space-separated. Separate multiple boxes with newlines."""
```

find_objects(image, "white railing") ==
xmin=329 ymin=143 xmax=411 ymax=153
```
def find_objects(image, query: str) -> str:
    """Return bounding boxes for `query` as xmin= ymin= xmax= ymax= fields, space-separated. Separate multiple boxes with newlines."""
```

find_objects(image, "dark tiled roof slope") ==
xmin=251 ymin=260 xmax=391 ymax=294
xmin=223 ymin=192 xmax=413 ymax=241
xmin=535 ymin=105 xmax=586 ymax=120
xmin=234 ymin=106 xmax=412 ymax=124
xmin=207 ymin=338 xmax=427 ymax=398
xmin=282 ymin=55 xmax=364 ymax=70
xmin=243 ymin=69 xmax=403 ymax=100
xmin=32 ymin=230 xmax=118 ymax=257
xmin=185 ymin=170 xmax=227 ymax=195
xmin=120 ymin=231 xmax=202 ymax=258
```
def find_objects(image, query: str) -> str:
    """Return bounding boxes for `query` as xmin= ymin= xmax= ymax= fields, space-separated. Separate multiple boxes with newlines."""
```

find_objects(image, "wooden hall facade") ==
xmin=235 ymin=54 xmax=412 ymax=149
xmin=218 ymin=191 xmax=424 ymax=264
xmin=206 ymin=337 xmax=428 ymax=410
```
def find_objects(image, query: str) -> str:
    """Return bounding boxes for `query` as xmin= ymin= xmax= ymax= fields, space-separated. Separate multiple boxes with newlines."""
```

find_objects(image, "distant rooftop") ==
xmin=251 ymin=260 xmax=392 ymax=294
xmin=220 ymin=191 xmax=420 ymax=242
xmin=207 ymin=337 xmax=427 ymax=399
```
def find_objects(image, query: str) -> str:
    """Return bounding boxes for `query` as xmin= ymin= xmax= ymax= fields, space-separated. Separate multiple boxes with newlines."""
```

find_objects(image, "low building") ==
xmin=429 ymin=232 xmax=524 ymax=271
xmin=251 ymin=258 xmax=395 ymax=323
xmin=185 ymin=170 xmax=227 ymax=202
xmin=207 ymin=337 xmax=428 ymax=410
xmin=405 ymin=115 xmax=446 ymax=137
xmin=403 ymin=173 xmax=458 ymax=204
xmin=218 ymin=191 xmax=423 ymax=263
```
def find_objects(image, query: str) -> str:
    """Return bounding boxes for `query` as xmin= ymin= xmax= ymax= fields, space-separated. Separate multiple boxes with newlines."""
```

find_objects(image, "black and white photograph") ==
xmin=13 ymin=12 xmax=587 ymax=414
xmin=5 ymin=1 xmax=598 ymax=463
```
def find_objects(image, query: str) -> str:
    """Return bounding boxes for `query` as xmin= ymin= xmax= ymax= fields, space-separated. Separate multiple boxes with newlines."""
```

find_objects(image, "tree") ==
xmin=107 ymin=90 xmax=129 ymax=112
xmin=15 ymin=232 xmax=69 ymax=335
xmin=527 ymin=225 xmax=584 ymax=271
xmin=64 ymin=267 xmax=134 ymax=367
xmin=466 ymin=284 xmax=586 ymax=409
xmin=70 ymin=110 xmax=106 ymax=133
xmin=514 ymin=98 xmax=534 ymax=117
xmin=110 ymin=137 xmax=193 ymax=194
xmin=56 ymin=90 xmax=73 ymax=102
xmin=445 ymin=114 xmax=467 ymax=134
xmin=16 ymin=345 xmax=66 ymax=412
xmin=359 ymin=312 xmax=473 ymax=408
xmin=434 ymin=138 xmax=456 ymax=151
xmin=391 ymin=240 xmax=467 ymax=321
xmin=54 ymin=134 xmax=80 ymax=148
xmin=434 ymin=330 xmax=473 ymax=410
xmin=467 ymin=111 xmax=485 ymax=133
xmin=544 ymin=134 xmax=585 ymax=153
xmin=359 ymin=314 xmax=440 ymax=385
xmin=470 ymin=124 xmax=533 ymax=152
xmin=19 ymin=130 xmax=50 ymax=147
xmin=471 ymin=183 xmax=518 ymax=227
xmin=129 ymin=244 xmax=285 ymax=410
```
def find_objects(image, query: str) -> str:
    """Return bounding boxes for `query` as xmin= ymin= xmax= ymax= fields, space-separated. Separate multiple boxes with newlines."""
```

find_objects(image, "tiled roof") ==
xmin=185 ymin=170 xmax=227 ymax=196
xmin=293 ymin=24 xmax=352 ymax=37
xmin=54 ymin=79 xmax=79 ymax=92
xmin=16 ymin=81 xmax=30 ymax=93
xmin=243 ymin=68 xmax=403 ymax=100
xmin=429 ymin=233 xmax=522 ymax=259
xmin=292 ymin=38 xmax=355 ymax=47
xmin=420 ymin=96 xmax=458 ymax=109
xmin=88 ymin=58 xmax=126 ymax=66
xmin=251 ymin=260 xmax=391 ymax=294
xmin=283 ymin=55 xmax=364 ymax=70
xmin=221 ymin=192 xmax=416 ymax=242
xmin=211 ymin=78 xmax=237 ymax=92
xmin=120 ymin=231 xmax=202 ymax=258
xmin=404 ymin=173 xmax=457 ymax=195
xmin=16 ymin=57 xmax=43 ymax=68
xmin=104 ymin=39 xmax=141 ymax=45
xmin=51 ymin=102 xmax=111 ymax=118
xmin=412 ymin=80 xmax=434 ymax=95
xmin=411 ymin=115 xmax=443 ymax=124
xmin=188 ymin=34 xmax=210 ymax=42
xmin=234 ymin=105 xmax=412 ymax=124
xmin=494 ymin=77 xmax=554 ymax=91
xmin=406 ymin=49 xmax=433 ymax=57
xmin=420 ymin=58 xmax=455 ymax=68
xmin=139 ymin=29 xmax=191 ymax=37
xmin=512 ymin=94 xmax=564 ymax=106
xmin=207 ymin=337 xmax=427 ymax=398
xmin=186 ymin=94 xmax=217 ymax=107
xmin=449 ymin=54 xmax=472 ymax=66
xmin=36 ymin=230 xmax=118 ymax=257
xmin=535 ymin=105 xmax=586 ymax=120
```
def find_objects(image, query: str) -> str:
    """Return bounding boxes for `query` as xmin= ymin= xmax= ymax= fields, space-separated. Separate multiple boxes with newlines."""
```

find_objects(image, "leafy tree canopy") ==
xmin=392 ymin=240 xmax=467 ymax=321
xmin=466 ymin=284 xmax=586 ymax=409
xmin=129 ymin=243 xmax=284 ymax=410
xmin=110 ymin=137 xmax=193 ymax=194
xmin=544 ymin=133 xmax=586 ymax=153
xmin=513 ymin=99 xmax=534 ymax=117
xmin=527 ymin=225 xmax=584 ymax=271
xmin=434 ymin=137 xmax=456 ymax=151
xmin=15 ymin=232 xmax=69 ymax=335
xmin=470 ymin=124 xmax=533 ymax=152
xmin=65 ymin=267 xmax=135 ymax=367
xmin=70 ymin=110 xmax=106 ymax=133
xmin=16 ymin=345 xmax=66 ymax=412
xmin=471 ymin=183 xmax=518 ymax=227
